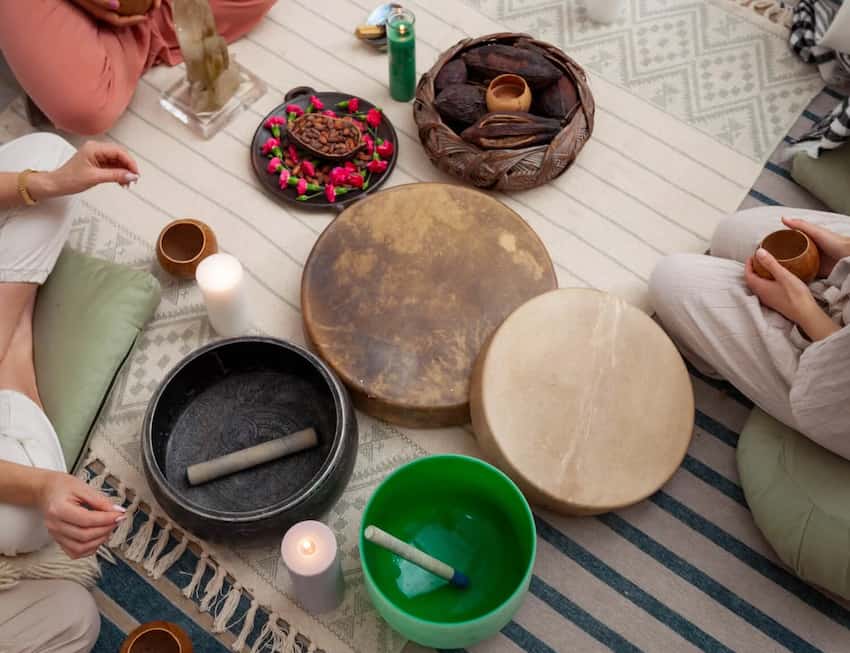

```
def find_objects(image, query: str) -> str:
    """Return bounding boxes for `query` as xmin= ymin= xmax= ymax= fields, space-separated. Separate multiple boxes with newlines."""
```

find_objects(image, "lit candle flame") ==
xmin=399 ymin=24 xmax=407 ymax=36
xmin=299 ymin=538 xmax=317 ymax=556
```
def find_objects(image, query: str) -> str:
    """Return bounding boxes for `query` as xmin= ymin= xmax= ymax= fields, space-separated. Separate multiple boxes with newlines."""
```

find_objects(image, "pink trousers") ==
xmin=0 ymin=0 xmax=275 ymax=135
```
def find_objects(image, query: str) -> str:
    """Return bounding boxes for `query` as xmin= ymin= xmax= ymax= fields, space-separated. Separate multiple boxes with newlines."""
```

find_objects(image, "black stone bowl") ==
xmin=142 ymin=337 xmax=358 ymax=539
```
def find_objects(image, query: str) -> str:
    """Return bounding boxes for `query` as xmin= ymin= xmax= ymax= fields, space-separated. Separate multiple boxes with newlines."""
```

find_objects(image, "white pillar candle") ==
xmin=195 ymin=253 xmax=249 ymax=337
xmin=586 ymin=0 xmax=626 ymax=24
xmin=281 ymin=521 xmax=344 ymax=613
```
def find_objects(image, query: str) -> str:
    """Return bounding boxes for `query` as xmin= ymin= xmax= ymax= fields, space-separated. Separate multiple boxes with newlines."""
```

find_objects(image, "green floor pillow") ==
xmin=737 ymin=409 xmax=850 ymax=600
xmin=32 ymin=248 xmax=161 ymax=472
xmin=792 ymin=146 xmax=850 ymax=216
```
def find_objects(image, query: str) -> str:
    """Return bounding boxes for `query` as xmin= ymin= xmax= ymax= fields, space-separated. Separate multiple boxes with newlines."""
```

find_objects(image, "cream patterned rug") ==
xmin=0 ymin=0 xmax=842 ymax=651
xmin=464 ymin=0 xmax=823 ymax=162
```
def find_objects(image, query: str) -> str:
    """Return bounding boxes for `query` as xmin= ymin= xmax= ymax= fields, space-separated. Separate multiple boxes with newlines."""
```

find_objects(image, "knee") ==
xmin=649 ymin=253 xmax=700 ymax=318
xmin=0 ymin=504 xmax=51 ymax=556
xmin=0 ymin=132 xmax=77 ymax=171
xmin=51 ymin=98 xmax=123 ymax=136
xmin=50 ymin=581 xmax=101 ymax=652
xmin=216 ymin=0 xmax=276 ymax=42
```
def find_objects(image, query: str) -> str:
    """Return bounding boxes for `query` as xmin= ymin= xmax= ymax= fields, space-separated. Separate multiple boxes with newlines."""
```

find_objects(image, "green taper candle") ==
xmin=388 ymin=8 xmax=416 ymax=101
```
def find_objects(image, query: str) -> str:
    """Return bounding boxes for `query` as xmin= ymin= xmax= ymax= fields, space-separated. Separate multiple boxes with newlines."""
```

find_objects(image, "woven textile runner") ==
xmin=2 ymin=0 xmax=845 ymax=651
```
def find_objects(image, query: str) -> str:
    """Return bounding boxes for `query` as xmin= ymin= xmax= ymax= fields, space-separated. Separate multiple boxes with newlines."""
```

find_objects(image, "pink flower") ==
xmin=262 ymin=137 xmax=280 ymax=155
xmin=344 ymin=160 xmax=357 ymax=172
xmin=322 ymin=110 xmax=337 ymax=118
xmin=310 ymin=95 xmax=325 ymax=111
xmin=347 ymin=173 xmax=364 ymax=188
xmin=348 ymin=97 xmax=359 ymax=113
xmin=363 ymin=134 xmax=374 ymax=156
xmin=353 ymin=120 xmax=367 ymax=133
xmin=367 ymin=159 xmax=388 ymax=174
xmin=329 ymin=166 xmax=348 ymax=185
xmin=377 ymin=140 xmax=394 ymax=158
xmin=264 ymin=115 xmax=286 ymax=129
xmin=296 ymin=178 xmax=308 ymax=195
xmin=302 ymin=160 xmax=316 ymax=177
xmin=286 ymin=104 xmax=304 ymax=117
xmin=267 ymin=157 xmax=282 ymax=174
xmin=288 ymin=145 xmax=299 ymax=164
xmin=325 ymin=184 xmax=336 ymax=203
xmin=278 ymin=168 xmax=290 ymax=189
xmin=366 ymin=108 xmax=382 ymax=128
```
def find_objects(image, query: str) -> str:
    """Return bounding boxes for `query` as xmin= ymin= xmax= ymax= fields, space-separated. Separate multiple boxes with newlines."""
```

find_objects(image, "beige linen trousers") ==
xmin=650 ymin=206 xmax=850 ymax=460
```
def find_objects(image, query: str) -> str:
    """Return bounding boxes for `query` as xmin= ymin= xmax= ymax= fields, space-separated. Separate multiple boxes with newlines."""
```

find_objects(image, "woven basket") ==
xmin=414 ymin=33 xmax=595 ymax=191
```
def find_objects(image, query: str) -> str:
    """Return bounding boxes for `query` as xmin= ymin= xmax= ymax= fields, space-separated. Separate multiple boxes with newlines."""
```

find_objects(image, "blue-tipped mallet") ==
xmin=364 ymin=525 xmax=470 ymax=589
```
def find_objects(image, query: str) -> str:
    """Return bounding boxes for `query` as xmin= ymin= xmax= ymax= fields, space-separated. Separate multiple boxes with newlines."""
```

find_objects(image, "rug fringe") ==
xmin=125 ymin=510 xmax=157 ymax=562
xmin=83 ymin=463 xmax=322 ymax=653
xmin=200 ymin=561 xmax=227 ymax=612
xmin=183 ymin=551 xmax=209 ymax=599
xmin=142 ymin=524 xmax=171 ymax=573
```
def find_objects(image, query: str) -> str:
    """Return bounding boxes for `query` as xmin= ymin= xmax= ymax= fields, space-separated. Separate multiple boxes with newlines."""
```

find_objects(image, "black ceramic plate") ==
xmin=251 ymin=86 xmax=399 ymax=211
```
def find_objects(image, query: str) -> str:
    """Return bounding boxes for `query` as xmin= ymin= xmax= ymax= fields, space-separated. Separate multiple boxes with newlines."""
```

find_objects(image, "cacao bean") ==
xmin=463 ymin=44 xmax=560 ymax=89
xmin=460 ymin=112 xmax=561 ymax=149
xmin=434 ymin=83 xmax=487 ymax=126
xmin=533 ymin=74 xmax=579 ymax=119
xmin=435 ymin=59 xmax=468 ymax=92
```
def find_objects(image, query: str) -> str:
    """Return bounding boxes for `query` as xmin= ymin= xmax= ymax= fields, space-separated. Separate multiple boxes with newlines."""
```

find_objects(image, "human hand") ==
xmin=782 ymin=217 xmax=850 ymax=278
xmin=71 ymin=0 xmax=149 ymax=27
xmin=37 ymin=471 xmax=125 ymax=559
xmin=32 ymin=141 xmax=140 ymax=201
xmin=745 ymin=248 xmax=840 ymax=341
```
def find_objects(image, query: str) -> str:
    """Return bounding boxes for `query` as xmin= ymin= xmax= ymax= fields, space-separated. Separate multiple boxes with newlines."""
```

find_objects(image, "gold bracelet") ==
xmin=17 ymin=169 xmax=38 ymax=206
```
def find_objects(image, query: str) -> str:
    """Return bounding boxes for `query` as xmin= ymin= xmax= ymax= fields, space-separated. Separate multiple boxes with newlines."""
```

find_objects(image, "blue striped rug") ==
xmin=89 ymin=86 xmax=850 ymax=653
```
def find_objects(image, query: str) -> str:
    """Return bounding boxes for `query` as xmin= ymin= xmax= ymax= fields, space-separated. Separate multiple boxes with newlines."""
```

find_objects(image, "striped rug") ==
xmin=1 ymin=1 xmax=847 ymax=652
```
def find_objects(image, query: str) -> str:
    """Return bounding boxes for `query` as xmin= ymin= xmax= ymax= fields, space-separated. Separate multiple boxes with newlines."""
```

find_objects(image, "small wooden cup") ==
xmin=753 ymin=229 xmax=820 ymax=283
xmin=156 ymin=218 xmax=218 ymax=279
xmin=118 ymin=0 xmax=154 ymax=15
xmin=120 ymin=622 xmax=192 ymax=653
xmin=486 ymin=74 xmax=532 ymax=113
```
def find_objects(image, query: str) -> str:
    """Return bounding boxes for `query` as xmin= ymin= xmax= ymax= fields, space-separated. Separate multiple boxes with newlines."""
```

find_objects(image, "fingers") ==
xmin=90 ymin=142 xmax=141 ymax=175
xmin=57 ymin=533 xmax=110 ymax=559
xmin=782 ymin=216 xmax=829 ymax=243
xmin=54 ymin=520 xmax=118 ymax=545
xmin=57 ymin=500 xmax=125 ymax=529
xmin=754 ymin=248 xmax=794 ymax=284
xmin=75 ymin=481 xmax=125 ymax=513
xmin=152 ymin=0 xmax=162 ymax=9
xmin=95 ymin=167 xmax=139 ymax=187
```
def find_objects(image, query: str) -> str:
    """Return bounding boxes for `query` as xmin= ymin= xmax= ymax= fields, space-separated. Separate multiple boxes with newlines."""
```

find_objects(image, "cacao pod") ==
xmin=435 ymin=59 xmax=469 ymax=93
xmin=463 ymin=44 xmax=560 ymax=90
xmin=434 ymin=84 xmax=487 ymax=126
xmin=461 ymin=112 xmax=561 ymax=149
xmin=533 ymin=74 xmax=579 ymax=120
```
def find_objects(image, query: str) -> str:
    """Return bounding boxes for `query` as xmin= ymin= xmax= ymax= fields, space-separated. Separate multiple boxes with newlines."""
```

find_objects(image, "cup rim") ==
xmin=158 ymin=219 xmax=208 ymax=264
xmin=359 ymin=454 xmax=537 ymax=630
xmin=125 ymin=625 xmax=182 ymax=653
xmin=759 ymin=228 xmax=811 ymax=263
xmin=488 ymin=74 xmax=529 ymax=93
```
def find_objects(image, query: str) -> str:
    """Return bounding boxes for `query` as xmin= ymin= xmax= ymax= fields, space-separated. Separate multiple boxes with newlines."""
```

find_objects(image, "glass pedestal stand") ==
xmin=159 ymin=59 xmax=266 ymax=139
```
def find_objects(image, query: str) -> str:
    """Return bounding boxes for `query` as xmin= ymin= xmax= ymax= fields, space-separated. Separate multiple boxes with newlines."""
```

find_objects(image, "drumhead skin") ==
xmin=470 ymin=288 xmax=694 ymax=515
xmin=301 ymin=183 xmax=557 ymax=428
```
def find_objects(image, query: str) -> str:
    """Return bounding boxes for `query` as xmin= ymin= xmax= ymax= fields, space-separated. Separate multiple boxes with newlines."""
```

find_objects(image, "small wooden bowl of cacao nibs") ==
xmin=289 ymin=113 xmax=363 ymax=161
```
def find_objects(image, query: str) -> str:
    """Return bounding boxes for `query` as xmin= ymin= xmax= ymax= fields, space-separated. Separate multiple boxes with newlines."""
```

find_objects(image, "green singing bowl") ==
xmin=359 ymin=455 xmax=536 ymax=649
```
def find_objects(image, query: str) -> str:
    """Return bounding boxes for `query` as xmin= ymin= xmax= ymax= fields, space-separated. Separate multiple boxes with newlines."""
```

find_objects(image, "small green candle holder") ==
xmin=388 ymin=8 xmax=416 ymax=102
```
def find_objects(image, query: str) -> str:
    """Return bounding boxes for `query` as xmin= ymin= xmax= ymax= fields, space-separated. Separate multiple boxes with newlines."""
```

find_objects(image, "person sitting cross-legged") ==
xmin=650 ymin=206 xmax=850 ymax=460
xmin=0 ymin=132 xmax=142 ymax=653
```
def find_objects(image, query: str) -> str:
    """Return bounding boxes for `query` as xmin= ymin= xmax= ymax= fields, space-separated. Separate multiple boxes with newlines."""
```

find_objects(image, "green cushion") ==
xmin=792 ymin=146 xmax=850 ymax=215
xmin=32 ymin=248 xmax=161 ymax=472
xmin=737 ymin=409 xmax=850 ymax=599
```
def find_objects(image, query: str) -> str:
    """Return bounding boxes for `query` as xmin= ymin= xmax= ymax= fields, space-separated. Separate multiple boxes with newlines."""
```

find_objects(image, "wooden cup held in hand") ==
xmin=753 ymin=228 xmax=820 ymax=283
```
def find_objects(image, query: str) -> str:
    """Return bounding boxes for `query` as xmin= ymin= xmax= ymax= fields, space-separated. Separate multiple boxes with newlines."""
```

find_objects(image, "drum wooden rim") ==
xmin=470 ymin=288 xmax=694 ymax=515
xmin=301 ymin=182 xmax=557 ymax=428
